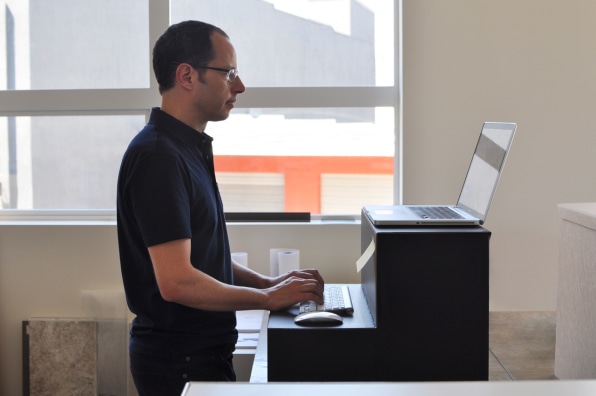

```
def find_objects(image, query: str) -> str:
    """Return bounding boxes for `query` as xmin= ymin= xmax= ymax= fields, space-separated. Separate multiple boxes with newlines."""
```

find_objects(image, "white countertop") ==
xmin=182 ymin=380 xmax=596 ymax=396
xmin=558 ymin=202 xmax=596 ymax=230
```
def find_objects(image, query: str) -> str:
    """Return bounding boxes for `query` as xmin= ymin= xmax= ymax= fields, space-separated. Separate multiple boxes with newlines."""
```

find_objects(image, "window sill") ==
xmin=0 ymin=210 xmax=360 ymax=225
xmin=0 ymin=210 xmax=117 ymax=225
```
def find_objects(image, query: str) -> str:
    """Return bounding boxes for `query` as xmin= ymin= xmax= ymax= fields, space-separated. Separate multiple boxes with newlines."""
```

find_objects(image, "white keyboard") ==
xmin=299 ymin=285 xmax=354 ymax=315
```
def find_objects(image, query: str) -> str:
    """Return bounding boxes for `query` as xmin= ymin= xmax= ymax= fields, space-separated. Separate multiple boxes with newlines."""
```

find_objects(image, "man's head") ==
xmin=153 ymin=20 xmax=245 ymax=131
xmin=153 ymin=21 xmax=228 ymax=94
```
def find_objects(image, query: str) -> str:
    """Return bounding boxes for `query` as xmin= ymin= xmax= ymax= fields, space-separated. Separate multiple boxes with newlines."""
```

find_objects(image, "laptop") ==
xmin=363 ymin=122 xmax=516 ymax=226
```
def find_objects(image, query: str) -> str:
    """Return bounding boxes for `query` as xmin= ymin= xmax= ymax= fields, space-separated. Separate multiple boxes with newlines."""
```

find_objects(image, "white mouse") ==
xmin=294 ymin=311 xmax=343 ymax=326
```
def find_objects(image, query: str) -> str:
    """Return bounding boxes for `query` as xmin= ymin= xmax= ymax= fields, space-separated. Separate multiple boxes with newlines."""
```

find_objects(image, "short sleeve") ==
xmin=128 ymin=152 xmax=192 ymax=247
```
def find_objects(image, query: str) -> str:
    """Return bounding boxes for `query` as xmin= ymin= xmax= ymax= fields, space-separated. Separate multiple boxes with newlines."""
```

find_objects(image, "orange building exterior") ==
xmin=215 ymin=155 xmax=393 ymax=213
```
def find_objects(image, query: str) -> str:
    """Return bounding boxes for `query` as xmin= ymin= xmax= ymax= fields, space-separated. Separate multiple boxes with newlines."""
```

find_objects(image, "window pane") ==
xmin=0 ymin=115 xmax=145 ymax=209
xmin=1 ymin=0 xmax=150 ymax=90
xmin=216 ymin=172 xmax=285 ymax=212
xmin=209 ymin=107 xmax=394 ymax=214
xmin=170 ymin=0 xmax=394 ymax=87
xmin=321 ymin=174 xmax=393 ymax=214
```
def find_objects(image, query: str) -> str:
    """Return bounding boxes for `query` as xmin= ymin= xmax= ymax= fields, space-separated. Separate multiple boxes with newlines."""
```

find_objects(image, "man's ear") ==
xmin=175 ymin=63 xmax=195 ymax=90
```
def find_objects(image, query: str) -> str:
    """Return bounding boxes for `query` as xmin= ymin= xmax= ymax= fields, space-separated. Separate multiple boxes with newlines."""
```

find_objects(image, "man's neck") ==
xmin=161 ymin=99 xmax=207 ymax=132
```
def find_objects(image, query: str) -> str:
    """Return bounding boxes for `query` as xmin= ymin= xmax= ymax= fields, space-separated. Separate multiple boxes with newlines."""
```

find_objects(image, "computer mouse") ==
xmin=294 ymin=311 xmax=343 ymax=326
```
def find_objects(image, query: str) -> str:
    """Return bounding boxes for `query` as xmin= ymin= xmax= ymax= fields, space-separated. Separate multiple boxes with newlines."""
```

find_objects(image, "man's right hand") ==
xmin=264 ymin=274 xmax=324 ymax=311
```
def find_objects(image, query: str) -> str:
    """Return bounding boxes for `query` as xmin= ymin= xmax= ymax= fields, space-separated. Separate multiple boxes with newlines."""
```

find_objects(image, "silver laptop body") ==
xmin=363 ymin=122 xmax=516 ymax=226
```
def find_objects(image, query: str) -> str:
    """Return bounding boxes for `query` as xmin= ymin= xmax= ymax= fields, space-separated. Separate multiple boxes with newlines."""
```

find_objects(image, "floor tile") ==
xmin=489 ymin=349 xmax=513 ymax=381
xmin=489 ymin=311 xmax=556 ymax=381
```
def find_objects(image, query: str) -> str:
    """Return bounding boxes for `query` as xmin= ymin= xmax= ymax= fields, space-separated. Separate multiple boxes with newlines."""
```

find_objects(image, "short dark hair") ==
xmin=152 ymin=20 xmax=229 ymax=94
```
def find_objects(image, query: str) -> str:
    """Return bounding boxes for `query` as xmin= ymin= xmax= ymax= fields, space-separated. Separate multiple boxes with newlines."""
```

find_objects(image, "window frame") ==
xmin=0 ymin=0 xmax=402 ymax=220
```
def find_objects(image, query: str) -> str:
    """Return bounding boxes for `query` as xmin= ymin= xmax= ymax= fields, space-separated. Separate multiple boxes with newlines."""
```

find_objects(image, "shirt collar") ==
xmin=148 ymin=107 xmax=213 ymax=147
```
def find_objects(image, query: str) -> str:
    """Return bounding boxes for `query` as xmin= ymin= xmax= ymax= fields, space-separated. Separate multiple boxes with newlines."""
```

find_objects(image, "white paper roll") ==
xmin=277 ymin=249 xmax=300 ymax=274
xmin=270 ymin=248 xmax=300 ymax=277
xmin=231 ymin=252 xmax=248 ymax=267
xmin=269 ymin=248 xmax=285 ymax=277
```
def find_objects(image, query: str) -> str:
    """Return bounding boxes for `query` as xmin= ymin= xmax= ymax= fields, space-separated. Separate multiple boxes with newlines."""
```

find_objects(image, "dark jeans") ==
xmin=130 ymin=347 xmax=236 ymax=396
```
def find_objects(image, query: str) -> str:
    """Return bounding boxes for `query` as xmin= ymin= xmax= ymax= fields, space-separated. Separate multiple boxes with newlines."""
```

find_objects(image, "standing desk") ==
xmin=266 ymin=212 xmax=490 ymax=382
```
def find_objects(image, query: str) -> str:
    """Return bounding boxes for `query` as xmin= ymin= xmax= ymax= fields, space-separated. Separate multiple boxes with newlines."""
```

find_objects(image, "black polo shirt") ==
xmin=117 ymin=107 xmax=237 ymax=356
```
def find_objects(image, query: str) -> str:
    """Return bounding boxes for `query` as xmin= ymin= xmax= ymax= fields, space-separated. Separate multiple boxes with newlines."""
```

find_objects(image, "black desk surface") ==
xmin=268 ymin=284 xmax=375 ymax=330
xmin=266 ymin=284 xmax=377 ymax=382
xmin=250 ymin=284 xmax=375 ymax=382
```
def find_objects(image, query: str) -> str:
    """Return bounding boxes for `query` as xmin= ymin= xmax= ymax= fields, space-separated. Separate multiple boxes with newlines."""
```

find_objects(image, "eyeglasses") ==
xmin=169 ymin=62 xmax=239 ymax=83
xmin=195 ymin=66 xmax=239 ymax=83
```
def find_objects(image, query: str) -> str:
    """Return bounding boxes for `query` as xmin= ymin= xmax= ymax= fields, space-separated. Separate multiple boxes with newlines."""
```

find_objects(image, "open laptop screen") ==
xmin=457 ymin=122 xmax=516 ymax=221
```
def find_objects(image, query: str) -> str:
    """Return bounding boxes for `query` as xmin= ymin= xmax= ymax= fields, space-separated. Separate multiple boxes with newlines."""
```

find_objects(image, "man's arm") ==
xmin=232 ymin=258 xmax=324 ymax=290
xmin=148 ymin=238 xmax=324 ymax=312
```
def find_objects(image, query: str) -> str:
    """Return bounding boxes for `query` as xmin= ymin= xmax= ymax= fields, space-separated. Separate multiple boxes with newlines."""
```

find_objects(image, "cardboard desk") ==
xmin=265 ymin=212 xmax=490 ymax=382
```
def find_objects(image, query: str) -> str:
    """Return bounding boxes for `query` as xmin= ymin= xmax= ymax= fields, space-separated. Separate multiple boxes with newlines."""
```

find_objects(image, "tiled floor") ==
xmin=489 ymin=311 xmax=557 ymax=381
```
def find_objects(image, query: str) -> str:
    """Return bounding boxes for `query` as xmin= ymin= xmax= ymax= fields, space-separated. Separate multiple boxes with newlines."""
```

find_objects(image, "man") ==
xmin=117 ymin=20 xmax=324 ymax=396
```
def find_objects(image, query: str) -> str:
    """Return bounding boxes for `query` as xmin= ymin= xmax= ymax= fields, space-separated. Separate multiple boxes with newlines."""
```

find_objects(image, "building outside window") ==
xmin=0 ymin=0 xmax=399 ymax=215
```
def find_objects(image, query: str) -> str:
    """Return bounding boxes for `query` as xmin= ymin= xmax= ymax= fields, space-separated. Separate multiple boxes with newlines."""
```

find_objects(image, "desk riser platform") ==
xmin=267 ymin=215 xmax=490 ymax=382
xmin=361 ymin=220 xmax=490 ymax=381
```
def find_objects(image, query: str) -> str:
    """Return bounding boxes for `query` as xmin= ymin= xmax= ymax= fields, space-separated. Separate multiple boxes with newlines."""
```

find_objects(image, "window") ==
xmin=0 ymin=0 xmax=401 ymax=215
xmin=0 ymin=115 xmax=144 ymax=209
xmin=2 ymin=0 xmax=150 ymax=90
xmin=210 ymin=107 xmax=394 ymax=213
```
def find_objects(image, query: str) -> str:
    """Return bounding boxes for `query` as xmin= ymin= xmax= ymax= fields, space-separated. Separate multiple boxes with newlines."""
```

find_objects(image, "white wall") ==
xmin=3 ymin=0 xmax=596 ymax=394
xmin=0 ymin=222 xmax=361 ymax=396
xmin=402 ymin=0 xmax=596 ymax=311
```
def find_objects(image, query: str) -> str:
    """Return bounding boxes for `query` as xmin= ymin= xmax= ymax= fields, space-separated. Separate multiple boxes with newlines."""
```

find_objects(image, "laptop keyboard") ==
xmin=299 ymin=285 xmax=354 ymax=316
xmin=411 ymin=206 xmax=465 ymax=220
